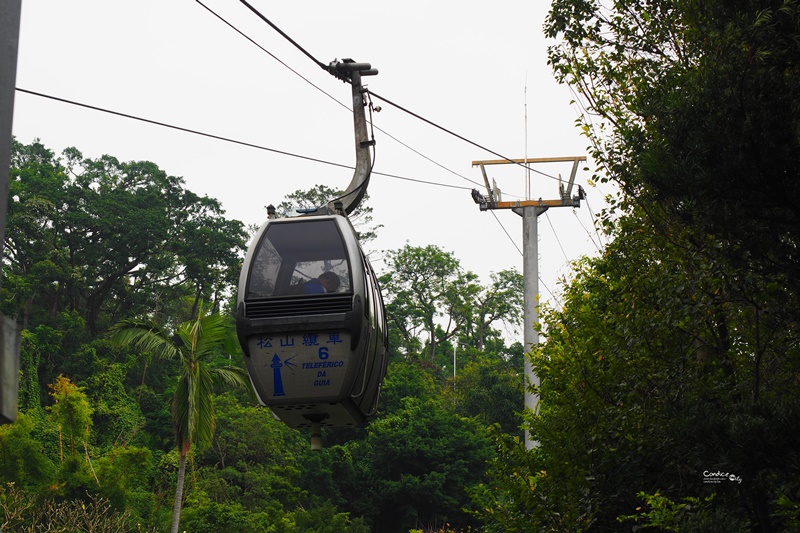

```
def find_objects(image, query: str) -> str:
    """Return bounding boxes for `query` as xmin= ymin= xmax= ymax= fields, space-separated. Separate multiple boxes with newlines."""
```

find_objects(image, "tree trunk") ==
xmin=171 ymin=451 xmax=188 ymax=533
xmin=476 ymin=323 xmax=486 ymax=352
xmin=189 ymin=285 xmax=202 ymax=320
xmin=427 ymin=319 xmax=437 ymax=361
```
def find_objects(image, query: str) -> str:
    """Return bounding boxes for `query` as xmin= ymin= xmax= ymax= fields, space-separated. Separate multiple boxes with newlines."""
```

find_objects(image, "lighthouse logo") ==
xmin=269 ymin=354 xmax=297 ymax=397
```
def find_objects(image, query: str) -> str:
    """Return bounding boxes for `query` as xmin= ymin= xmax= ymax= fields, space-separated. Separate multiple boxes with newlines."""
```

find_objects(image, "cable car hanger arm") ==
xmin=233 ymin=1 xmax=377 ymax=215
xmin=318 ymin=59 xmax=378 ymax=216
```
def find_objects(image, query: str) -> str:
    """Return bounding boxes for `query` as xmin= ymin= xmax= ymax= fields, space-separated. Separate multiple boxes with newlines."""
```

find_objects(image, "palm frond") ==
xmin=178 ymin=313 xmax=232 ymax=359
xmin=221 ymin=329 xmax=243 ymax=360
xmin=210 ymin=366 xmax=255 ymax=398
xmin=109 ymin=319 xmax=180 ymax=360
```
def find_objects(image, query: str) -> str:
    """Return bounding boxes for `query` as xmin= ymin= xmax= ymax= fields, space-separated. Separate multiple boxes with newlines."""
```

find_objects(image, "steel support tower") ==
xmin=471 ymin=156 xmax=585 ymax=448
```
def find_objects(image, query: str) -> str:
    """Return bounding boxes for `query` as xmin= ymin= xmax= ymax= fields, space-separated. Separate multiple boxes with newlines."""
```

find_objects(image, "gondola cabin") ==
xmin=236 ymin=213 xmax=388 ymax=430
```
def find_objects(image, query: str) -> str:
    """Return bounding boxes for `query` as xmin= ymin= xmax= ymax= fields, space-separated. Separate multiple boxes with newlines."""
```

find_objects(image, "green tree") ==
xmin=4 ymin=139 xmax=247 ymax=336
xmin=95 ymin=445 xmax=153 ymax=512
xmin=46 ymin=375 xmax=107 ymax=502
xmin=58 ymin=339 xmax=150 ymax=453
xmin=274 ymin=184 xmax=382 ymax=244
xmin=464 ymin=268 xmax=524 ymax=352
xmin=512 ymin=1 xmax=800 ymax=529
xmin=0 ymin=412 xmax=57 ymax=491
xmin=339 ymin=396 xmax=493 ymax=533
xmin=379 ymin=245 xmax=477 ymax=362
xmin=449 ymin=353 xmax=523 ymax=437
xmin=109 ymin=311 xmax=253 ymax=533
xmin=48 ymin=375 xmax=93 ymax=460
xmin=472 ymin=205 xmax=800 ymax=530
xmin=377 ymin=360 xmax=441 ymax=416
xmin=545 ymin=0 xmax=800 ymax=292
xmin=18 ymin=329 xmax=47 ymax=413
xmin=193 ymin=393 xmax=307 ymax=512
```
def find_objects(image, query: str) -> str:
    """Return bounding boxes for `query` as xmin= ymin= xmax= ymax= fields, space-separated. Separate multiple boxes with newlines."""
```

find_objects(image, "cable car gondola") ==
xmin=235 ymin=60 xmax=387 ymax=442
xmin=236 ymin=209 xmax=388 ymax=429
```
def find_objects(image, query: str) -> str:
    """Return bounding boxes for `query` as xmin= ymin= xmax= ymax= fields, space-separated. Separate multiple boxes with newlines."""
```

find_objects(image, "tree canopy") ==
xmin=4 ymin=139 xmax=247 ymax=337
xmin=1 ymin=139 xmax=526 ymax=533
xmin=468 ymin=1 xmax=800 ymax=531
xmin=546 ymin=0 xmax=800 ymax=287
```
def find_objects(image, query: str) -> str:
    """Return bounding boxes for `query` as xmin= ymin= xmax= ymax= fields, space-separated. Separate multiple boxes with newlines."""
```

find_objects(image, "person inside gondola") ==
xmin=298 ymin=271 xmax=341 ymax=294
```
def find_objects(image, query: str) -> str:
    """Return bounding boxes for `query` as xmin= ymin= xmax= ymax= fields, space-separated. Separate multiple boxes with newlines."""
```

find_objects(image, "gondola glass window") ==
xmin=246 ymin=219 xmax=352 ymax=299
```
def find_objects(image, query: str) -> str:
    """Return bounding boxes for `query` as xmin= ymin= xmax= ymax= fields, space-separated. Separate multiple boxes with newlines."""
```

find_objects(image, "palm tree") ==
xmin=110 ymin=310 xmax=252 ymax=533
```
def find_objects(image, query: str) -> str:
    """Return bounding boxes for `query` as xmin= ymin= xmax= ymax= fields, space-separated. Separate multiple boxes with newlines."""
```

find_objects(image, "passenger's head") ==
xmin=318 ymin=271 xmax=341 ymax=292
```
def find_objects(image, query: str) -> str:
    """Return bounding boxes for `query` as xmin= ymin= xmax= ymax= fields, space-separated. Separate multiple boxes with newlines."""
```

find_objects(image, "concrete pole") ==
xmin=0 ymin=0 xmax=22 ymax=425
xmin=0 ymin=0 xmax=21 ymax=273
xmin=516 ymin=205 xmax=547 ymax=449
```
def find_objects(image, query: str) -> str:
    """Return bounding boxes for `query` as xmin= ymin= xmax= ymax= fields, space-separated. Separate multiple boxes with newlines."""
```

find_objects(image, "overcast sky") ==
xmin=12 ymin=0 xmax=613 ymax=337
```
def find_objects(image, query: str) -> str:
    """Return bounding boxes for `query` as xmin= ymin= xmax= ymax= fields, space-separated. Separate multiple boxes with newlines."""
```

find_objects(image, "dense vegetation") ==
xmin=1 ymin=139 xmax=524 ymax=532
xmin=5 ymin=0 xmax=800 ymax=531
xmin=470 ymin=0 xmax=800 ymax=531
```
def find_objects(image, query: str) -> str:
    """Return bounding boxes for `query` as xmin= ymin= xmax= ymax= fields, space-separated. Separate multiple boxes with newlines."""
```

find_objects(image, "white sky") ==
xmin=12 ymin=0 xmax=614 ymax=337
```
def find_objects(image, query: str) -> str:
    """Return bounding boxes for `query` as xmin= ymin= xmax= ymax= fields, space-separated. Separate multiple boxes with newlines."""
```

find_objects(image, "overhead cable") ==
xmin=368 ymin=90 xmax=560 ymax=182
xmin=238 ymin=0 xmax=328 ymax=72
xmin=195 ymin=0 xmax=343 ymax=109
xmin=16 ymin=88 xmax=349 ymax=168
xmin=572 ymin=208 xmax=603 ymax=252
xmin=545 ymin=211 xmax=570 ymax=263
xmin=584 ymin=194 xmax=608 ymax=247
xmin=198 ymin=0 xmax=483 ymax=189
xmin=539 ymin=277 xmax=561 ymax=307
xmin=14 ymin=88 xmax=471 ymax=191
xmin=236 ymin=0 xmax=562 ymax=183
xmin=373 ymin=126 xmax=484 ymax=188
xmin=490 ymin=210 xmax=522 ymax=256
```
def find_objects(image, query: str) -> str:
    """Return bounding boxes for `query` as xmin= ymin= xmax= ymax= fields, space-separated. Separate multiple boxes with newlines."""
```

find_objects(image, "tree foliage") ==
xmin=380 ymin=244 xmax=521 ymax=364
xmin=449 ymin=352 xmax=523 ymax=437
xmin=48 ymin=375 xmax=93 ymax=459
xmin=274 ymin=184 xmax=382 ymax=244
xmin=109 ymin=310 xmax=252 ymax=533
xmin=466 ymin=2 xmax=800 ymax=529
xmin=380 ymin=245 xmax=474 ymax=361
xmin=338 ymin=396 xmax=494 ymax=533
xmin=465 ymin=269 xmax=524 ymax=352
xmin=474 ymin=208 xmax=800 ymax=530
xmin=546 ymin=0 xmax=800 ymax=288
xmin=4 ymin=139 xmax=247 ymax=336
xmin=0 ymin=413 xmax=57 ymax=491
xmin=1 ymin=138 xmax=530 ymax=533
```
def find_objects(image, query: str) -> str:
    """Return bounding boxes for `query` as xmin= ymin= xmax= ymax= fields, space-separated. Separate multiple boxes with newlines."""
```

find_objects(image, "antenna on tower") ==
xmin=524 ymin=75 xmax=530 ymax=200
